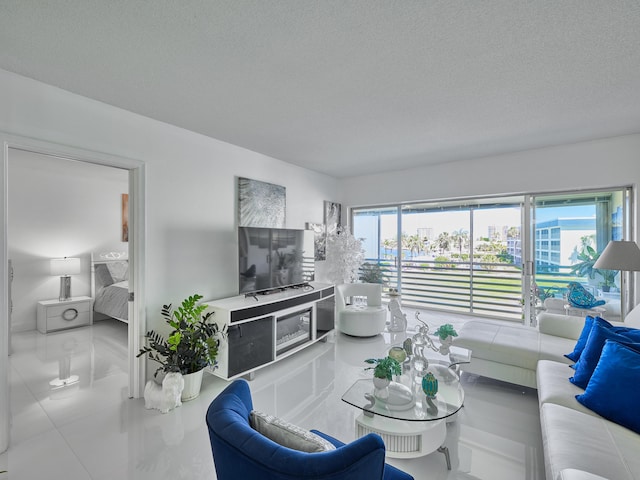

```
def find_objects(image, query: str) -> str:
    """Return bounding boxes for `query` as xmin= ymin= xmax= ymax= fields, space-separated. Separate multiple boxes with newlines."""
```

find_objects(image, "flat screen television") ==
xmin=238 ymin=226 xmax=315 ymax=295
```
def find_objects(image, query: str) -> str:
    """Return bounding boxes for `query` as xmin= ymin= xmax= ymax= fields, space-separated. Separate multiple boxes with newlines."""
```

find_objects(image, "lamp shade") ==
xmin=50 ymin=257 xmax=81 ymax=276
xmin=593 ymin=241 xmax=640 ymax=272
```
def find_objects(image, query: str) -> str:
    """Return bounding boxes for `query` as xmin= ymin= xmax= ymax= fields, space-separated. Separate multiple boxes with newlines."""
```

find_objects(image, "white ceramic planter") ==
xmin=181 ymin=369 xmax=204 ymax=401
xmin=373 ymin=376 xmax=390 ymax=390
xmin=439 ymin=335 xmax=453 ymax=355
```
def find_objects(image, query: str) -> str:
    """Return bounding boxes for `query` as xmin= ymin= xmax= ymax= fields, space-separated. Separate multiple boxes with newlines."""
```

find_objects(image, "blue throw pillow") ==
xmin=570 ymin=318 xmax=640 ymax=389
xmin=565 ymin=315 xmax=598 ymax=362
xmin=576 ymin=340 xmax=640 ymax=434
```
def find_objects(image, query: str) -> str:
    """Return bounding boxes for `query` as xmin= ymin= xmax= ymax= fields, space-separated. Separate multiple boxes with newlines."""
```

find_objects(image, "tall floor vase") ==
xmin=181 ymin=369 xmax=204 ymax=401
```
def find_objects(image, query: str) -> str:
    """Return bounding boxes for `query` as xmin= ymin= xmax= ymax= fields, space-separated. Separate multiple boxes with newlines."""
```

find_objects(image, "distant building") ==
xmin=508 ymin=217 xmax=596 ymax=271
xmin=487 ymin=225 xmax=509 ymax=241
xmin=507 ymin=236 xmax=522 ymax=266
xmin=417 ymin=227 xmax=433 ymax=241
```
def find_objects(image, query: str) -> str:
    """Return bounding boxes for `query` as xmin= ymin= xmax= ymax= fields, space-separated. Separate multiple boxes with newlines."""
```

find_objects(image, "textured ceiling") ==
xmin=1 ymin=1 xmax=640 ymax=178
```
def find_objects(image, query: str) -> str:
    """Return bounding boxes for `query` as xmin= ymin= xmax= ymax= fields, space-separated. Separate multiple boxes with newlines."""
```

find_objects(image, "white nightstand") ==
xmin=37 ymin=296 xmax=93 ymax=333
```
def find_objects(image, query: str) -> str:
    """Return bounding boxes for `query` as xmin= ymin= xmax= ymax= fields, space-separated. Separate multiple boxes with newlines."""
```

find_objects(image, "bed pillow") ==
xmin=570 ymin=318 xmax=640 ymax=389
xmin=565 ymin=315 xmax=598 ymax=362
xmin=249 ymin=410 xmax=335 ymax=453
xmin=106 ymin=261 xmax=128 ymax=282
xmin=576 ymin=340 xmax=640 ymax=434
xmin=95 ymin=263 xmax=114 ymax=287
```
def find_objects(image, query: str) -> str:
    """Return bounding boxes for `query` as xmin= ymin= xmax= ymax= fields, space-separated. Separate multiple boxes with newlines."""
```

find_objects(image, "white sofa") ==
xmin=542 ymin=297 xmax=622 ymax=323
xmin=454 ymin=306 xmax=640 ymax=480
xmin=452 ymin=313 xmax=581 ymax=389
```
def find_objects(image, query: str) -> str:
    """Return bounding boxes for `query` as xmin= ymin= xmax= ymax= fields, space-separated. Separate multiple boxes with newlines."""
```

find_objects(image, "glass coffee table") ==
xmin=341 ymin=343 xmax=470 ymax=468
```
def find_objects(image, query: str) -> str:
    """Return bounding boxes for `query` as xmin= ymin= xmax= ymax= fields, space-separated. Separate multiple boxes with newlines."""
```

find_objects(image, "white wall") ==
xmin=0 ymin=69 xmax=341 ymax=332
xmin=340 ymin=135 xmax=640 ymax=207
xmin=8 ymin=150 xmax=128 ymax=331
xmin=340 ymin=133 xmax=640 ymax=301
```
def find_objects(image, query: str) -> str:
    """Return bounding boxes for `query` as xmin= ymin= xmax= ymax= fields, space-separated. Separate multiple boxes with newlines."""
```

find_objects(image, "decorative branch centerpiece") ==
xmin=325 ymin=227 xmax=365 ymax=284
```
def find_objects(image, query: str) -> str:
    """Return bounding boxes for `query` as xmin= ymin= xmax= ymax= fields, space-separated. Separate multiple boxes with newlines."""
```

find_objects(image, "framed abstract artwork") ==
xmin=121 ymin=193 xmax=129 ymax=242
xmin=238 ymin=177 xmax=286 ymax=227
xmin=324 ymin=200 xmax=341 ymax=236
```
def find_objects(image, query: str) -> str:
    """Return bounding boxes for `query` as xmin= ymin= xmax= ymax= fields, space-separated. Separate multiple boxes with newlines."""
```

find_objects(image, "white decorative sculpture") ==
xmin=144 ymin=372 xmax=184 ymax=414
xmin=387 ymin=291 xmax=407 ymax=332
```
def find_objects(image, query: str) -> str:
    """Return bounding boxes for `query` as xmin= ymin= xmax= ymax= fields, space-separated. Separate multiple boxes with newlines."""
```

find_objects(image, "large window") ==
xmin=352 ymin=188 xmax=632 ymax=323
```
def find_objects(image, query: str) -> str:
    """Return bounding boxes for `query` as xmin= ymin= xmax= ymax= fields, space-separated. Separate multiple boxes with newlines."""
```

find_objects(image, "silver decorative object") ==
xmin=410 ymin=312 xmax=440 ymax=378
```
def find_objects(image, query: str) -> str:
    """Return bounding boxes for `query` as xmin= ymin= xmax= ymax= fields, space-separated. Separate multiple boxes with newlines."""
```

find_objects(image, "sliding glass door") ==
xmin=352 ymin=187 xmax=632 ymax=323
xmin=527 ymin=189 xmax=631 ymax=324
xmin=352 ymin=206 xmax=399 ymax=290
xmin=353 ymin=197 xmax=524 ymax=320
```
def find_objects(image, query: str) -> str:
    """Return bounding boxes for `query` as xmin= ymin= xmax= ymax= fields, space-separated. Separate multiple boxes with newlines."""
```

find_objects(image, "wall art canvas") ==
xmin=121 ymin=193 xmax=129 ymax=242
xmin=238 ymin=177 xmax=286 ymax=227
xmin=306 ymin=222 xmax=326 ymax=261
xmin=324 ymin=201 xmax=341 ymax=236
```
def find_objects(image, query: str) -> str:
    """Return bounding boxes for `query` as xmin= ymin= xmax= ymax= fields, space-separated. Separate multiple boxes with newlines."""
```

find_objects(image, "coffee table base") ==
xmin=355 ymin=413 xmax=451 ymax=468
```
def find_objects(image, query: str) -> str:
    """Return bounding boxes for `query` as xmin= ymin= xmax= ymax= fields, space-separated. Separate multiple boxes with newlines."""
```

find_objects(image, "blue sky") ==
xmin=357 ymin=204 xmax=597 ymax=243
xmin=535 ymin=205 xmax=595 ymax=223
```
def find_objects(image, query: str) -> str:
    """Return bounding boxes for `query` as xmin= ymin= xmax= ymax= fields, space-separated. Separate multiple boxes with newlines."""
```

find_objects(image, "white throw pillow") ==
xmin=249 ymin=410 xmax=336 ymax=453
xmin=106 ymin=261 xmax=128 ymax=282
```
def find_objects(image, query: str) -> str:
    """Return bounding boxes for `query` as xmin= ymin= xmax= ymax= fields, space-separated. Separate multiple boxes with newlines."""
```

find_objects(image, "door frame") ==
xmin=0 ymin=132 xmax=147 ymax=453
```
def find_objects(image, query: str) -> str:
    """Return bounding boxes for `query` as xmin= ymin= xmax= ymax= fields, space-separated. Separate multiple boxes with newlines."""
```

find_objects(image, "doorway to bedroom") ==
xmin=1 ymin=135 xmax=146 ymax=453
xmin=6 ymin=149 xmax=133 ymax=407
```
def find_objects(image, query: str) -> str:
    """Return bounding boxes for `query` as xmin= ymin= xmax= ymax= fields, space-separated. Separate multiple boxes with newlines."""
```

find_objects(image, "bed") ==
xmin=91 ymin=251 xmax=129 ymax=323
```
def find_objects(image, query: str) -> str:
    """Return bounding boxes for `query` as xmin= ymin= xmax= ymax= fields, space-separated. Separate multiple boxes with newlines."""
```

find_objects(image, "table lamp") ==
xmin=50 ymin=257 xmax=81 ymax=301
xmin=593 ymin=241 xmax=640 ymax=317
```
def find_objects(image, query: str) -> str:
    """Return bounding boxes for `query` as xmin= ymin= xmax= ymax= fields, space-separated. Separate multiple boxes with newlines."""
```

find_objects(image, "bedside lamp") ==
xmin=50 ymin=257 xmax=81 ymax=301
xmin=593 ymin=241 xmax=640 ymax=317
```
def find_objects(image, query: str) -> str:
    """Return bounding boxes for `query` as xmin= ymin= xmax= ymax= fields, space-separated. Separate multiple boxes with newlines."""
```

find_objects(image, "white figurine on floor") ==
xmin=388 ymin=293 xmax=407 ymax=332
xmin=144 ymin=372 xmax=184 ymax=414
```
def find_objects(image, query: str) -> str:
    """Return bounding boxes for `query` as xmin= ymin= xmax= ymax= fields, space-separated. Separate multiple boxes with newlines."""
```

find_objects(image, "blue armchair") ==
xmin=206 ymin=379 xmax=413 ymax=480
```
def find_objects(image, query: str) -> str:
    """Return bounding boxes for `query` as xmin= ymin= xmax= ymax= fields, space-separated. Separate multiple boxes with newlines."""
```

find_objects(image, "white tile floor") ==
xmin=1 ymin=310 xmax=545 ymax=480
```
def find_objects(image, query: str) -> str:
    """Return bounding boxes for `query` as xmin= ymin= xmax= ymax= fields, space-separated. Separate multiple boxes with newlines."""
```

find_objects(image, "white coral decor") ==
xmin=325 ymin=227 xmax=365 ymax=284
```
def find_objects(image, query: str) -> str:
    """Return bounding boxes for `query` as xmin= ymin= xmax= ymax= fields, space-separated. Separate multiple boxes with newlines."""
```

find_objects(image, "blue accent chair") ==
xmin=206 ymin=379 xmax=414 ymax=480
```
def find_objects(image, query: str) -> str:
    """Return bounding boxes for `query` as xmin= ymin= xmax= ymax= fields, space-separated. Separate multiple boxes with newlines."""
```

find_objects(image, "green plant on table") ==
xmin=364 ymin=356 xmax=402 ymax=380
xmin=137 ymin=294 xmax=224 ymax=376
xmin=433 ymin=323 xmax=458 ymax=341
xmin=597 ymin=269 xmax=617 ymax=290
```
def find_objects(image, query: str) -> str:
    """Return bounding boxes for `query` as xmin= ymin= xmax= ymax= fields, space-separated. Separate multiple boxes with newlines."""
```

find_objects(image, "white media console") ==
xmin=205 ymin=282 xmax=335 ymax=380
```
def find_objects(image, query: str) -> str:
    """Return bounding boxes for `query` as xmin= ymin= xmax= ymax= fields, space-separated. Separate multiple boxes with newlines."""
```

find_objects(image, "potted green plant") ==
xmin=137 ymin=294 xmax=224 ymax=401
xmin=597 ymin=269 xmax=617 ymax=292
xmin=433 ymin=323 xmax=457 ymax=341
xmin=570 ymin=245 xmax=600 ymax=280
xmin=364 ymin=356 xmax=402 ymax=389
xmin=434 ymin=323 xmax=457 ymax=355
xmin=359 ymin=262 xmax=388 ymax=285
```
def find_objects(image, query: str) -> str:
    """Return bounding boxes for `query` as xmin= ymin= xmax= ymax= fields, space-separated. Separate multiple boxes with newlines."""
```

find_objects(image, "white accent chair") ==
xmin=335 ymin=283 xmax=387 ymax=337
